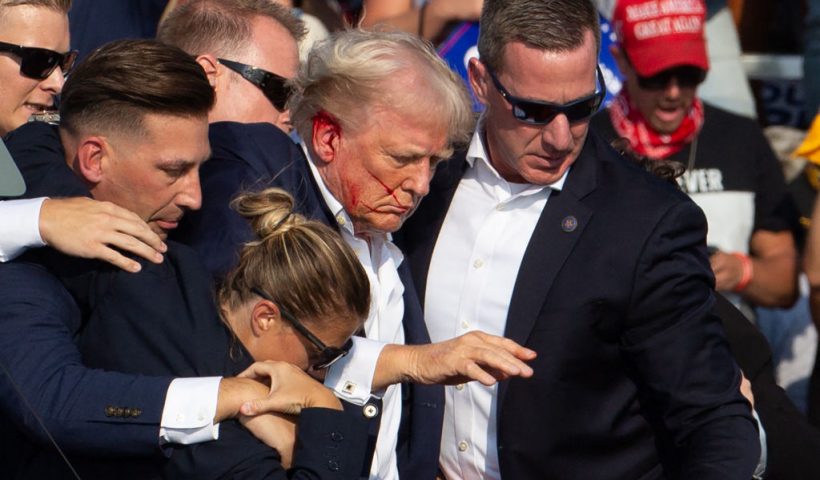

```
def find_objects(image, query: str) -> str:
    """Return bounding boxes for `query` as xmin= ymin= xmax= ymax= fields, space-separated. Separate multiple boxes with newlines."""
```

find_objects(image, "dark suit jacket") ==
xmin=0 ymin=121 xmax=369 ymax=479
xmin=397 ymin=129 xmax=760 ymax=479
xmin=714 ymin=293 xmax=820 ymax=480
xmin=175 ymin=121 xmax=444 ymax=480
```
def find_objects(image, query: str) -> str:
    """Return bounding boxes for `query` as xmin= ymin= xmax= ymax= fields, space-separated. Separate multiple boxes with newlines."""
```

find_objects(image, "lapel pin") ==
xmin=561 ymin=215 xmax=578 ymax=232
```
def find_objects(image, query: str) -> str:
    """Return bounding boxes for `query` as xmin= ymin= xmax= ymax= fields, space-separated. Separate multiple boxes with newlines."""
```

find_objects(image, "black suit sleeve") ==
xmin=622 ymin=201 xmax=760 ymax=479
xmin=715 ymin=293 xmax=820 ymax=480
xmin=165 ymin=409 xmax=370 ymax=479
xmin=0 ymin=262 xmax=171 ymax=455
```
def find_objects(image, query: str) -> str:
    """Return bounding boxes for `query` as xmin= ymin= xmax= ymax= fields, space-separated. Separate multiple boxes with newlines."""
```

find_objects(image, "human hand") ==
xmin=710 ymin=250 xmax=745 ymax=291
xmin=377 ymin=331 xmax=536 ymax=388
xmin=39 ymin=197 xmax=166 ymax=272
xmin=237 ymin=361 xmax=342 ymax=416
xmin=240 ymin=412 xmax=297 ymax=468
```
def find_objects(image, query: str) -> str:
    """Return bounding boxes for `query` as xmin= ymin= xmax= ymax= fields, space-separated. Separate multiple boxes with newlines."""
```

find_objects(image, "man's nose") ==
xmin=179 ymin=170 xmax=202 ymax=211
xmin=401 ymin=160 xmax=434 ymax=198
xmin=541 ymin=114 xmax=573 ymax=153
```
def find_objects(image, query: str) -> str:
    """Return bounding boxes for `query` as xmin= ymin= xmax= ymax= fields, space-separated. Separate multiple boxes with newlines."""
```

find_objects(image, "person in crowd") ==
xmin=168 ymin=7 xmax=535 ymax=475
xmin=157 ymin=0 xmax=302 ymax=135
xmin=591 ymin=0 xmax=799 ymax=319
xmin=0 ymin=0 xmax=168 ymax=274
xmin=359 ymin=0 xmax=482 ymax=43
xmin=803 ymin=189 xmax=820 ymax=427
xmin=398 ymin=0 xmax=760 ymax=478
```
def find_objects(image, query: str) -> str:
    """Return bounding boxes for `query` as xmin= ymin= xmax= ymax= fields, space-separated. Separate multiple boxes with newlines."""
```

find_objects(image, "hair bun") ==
xmin=231 ymin=187 xmax=299 ymax=239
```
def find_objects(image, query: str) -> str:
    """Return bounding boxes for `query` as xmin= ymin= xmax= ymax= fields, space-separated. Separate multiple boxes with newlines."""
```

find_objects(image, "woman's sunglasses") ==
xmin=251 ymin=288 xmax=351 ymax=371
xmin=0 ymin=41 xmax=78 ymax=80
xmin=488 ymin=65 xmax=606 ymax=125
xmin=218 ymin=58 xmax=293 ymax=111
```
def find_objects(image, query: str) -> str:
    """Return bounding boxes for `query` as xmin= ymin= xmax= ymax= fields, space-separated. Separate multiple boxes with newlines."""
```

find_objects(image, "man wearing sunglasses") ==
xmin=1 ymin=0 xmax=170 ymax=277
xmin=399 ymin=0 xmax=760 ymax=478
xmin=592 ymin=0 xmax=799 ymax=318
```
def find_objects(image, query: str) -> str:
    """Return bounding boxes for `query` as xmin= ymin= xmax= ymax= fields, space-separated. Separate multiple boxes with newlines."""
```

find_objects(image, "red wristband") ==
xmin=732 ymin=252 xmax=753 ymax=292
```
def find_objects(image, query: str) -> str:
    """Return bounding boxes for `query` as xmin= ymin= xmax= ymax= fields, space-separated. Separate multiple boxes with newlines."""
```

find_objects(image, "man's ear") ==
xmin=196 ymin=54 xmax=220 ymax=89
xmin=468 ymin=58 xmax=491 ymax=107
xmin=250 ymin=299 xmax=283 ymax=337
xmin=75 ymin=136 xmax=109 ymax=186
xmin=311 ymin=112 xmax=342 ymax=165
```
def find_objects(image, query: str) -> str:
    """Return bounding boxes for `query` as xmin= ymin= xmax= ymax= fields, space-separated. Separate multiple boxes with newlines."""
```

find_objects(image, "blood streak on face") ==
xmin=369 ymin=172 xmax=400 ymax=204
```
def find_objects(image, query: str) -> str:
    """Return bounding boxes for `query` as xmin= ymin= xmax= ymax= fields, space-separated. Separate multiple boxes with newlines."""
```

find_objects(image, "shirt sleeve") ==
xmin=752 ymin=408 xmax=768 ymax=480
xmin=159 ymin=377 xmax=222 ymax=445
xmin=0 ymin=198 xmax=46 ymax=262
xmin=324 ymin=336 xmax=387 ymax=405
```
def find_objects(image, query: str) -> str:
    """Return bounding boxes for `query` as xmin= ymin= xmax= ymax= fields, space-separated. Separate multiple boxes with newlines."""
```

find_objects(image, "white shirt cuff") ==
xmin=752 ymin=408 xmax=767 ymax=479
xmin=324 ymin=336 xmax=386 ymax=405
xmin=159 ymin=377 xmax=221 ymax=445
xmin=0 ymin=197 xmax=47 ymax=262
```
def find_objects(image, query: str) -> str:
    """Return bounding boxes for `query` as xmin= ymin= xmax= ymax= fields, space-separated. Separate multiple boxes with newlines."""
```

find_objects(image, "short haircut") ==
xmin=0 ymin=0 xmax=70 ymax=12
xmin=291 ymin=29 xmax=474 ymax=148
xmin=219 ymin=187 xmax=370 ymax=328
xmin=157 ymin=0 xmax=305 ymax=57
xmin=478 ymin=0 xmax=600 ymax=73
xmin=0 ymin=0 xmax=71 ymax=22
xmin=59 ymin=39 xmax=215 ymax=137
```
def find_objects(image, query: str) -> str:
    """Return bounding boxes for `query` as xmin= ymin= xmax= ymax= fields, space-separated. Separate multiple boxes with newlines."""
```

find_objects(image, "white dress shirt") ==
xmin=425 ymin=131 xmax=562 ymax=480
xmin=0 ymin=198 xmax=46 ymax=261
xmin=304 ymin=143 xmax=405 ymax=480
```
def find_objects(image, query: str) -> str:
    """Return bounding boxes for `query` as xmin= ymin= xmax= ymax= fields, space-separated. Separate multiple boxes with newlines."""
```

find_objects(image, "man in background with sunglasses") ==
xmin=0 ymin=0 xmax=170 ymax=277
xmin=592 ymin=0 xmax=799 ymax=320
xmin=399 ymin=0 xmax=760 ymax=477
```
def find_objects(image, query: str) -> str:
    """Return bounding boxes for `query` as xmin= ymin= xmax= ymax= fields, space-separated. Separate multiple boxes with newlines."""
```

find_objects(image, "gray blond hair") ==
xmin=291 ymin=29 xmax=474 ymax=148
xmin=157 ymin=0 xmax=305 ymax=57
xmin=478 ymin=0 xmax=600 ymax=73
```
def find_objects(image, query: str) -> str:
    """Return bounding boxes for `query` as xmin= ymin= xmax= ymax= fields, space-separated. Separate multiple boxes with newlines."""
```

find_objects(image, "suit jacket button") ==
xmin=105 ymin=406 xmax=116 ymax=417
xmin=327 ymin=460 xmax=340 ymax=471
xmin=362 ymin=403 xmax=379 ymax=418
xmin=330 ymin=432 xmax=343 ymax=442
xmin=114 ymin=407 xmax=124 ymax=417
xmin=123 ymin=408 xmax=132 ymax=417
xmin=131 ymin=408 xmax=142 ymax=417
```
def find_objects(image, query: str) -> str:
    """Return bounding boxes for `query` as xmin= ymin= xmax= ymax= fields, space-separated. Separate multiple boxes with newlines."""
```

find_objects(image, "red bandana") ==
xmin=608 ymin=90 xmax=704 ymax=159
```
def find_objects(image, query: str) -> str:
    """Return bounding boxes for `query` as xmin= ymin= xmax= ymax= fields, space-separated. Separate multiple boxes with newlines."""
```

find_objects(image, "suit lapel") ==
xmin=498 ymin=137 xmax=600 ymax=405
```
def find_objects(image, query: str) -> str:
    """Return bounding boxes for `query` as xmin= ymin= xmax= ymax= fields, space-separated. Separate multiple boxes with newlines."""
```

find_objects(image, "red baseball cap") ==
xmin=612 ymin=0 xmax=709 ymax=77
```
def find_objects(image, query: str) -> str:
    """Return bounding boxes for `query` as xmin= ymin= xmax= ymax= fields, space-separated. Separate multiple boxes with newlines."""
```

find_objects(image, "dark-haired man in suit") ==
xmin=397 ymin=0 xmax=760 ymax=478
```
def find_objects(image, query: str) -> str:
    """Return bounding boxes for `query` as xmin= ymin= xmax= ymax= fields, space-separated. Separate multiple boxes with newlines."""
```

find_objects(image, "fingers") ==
xmin=471 ymin=331 xmax=537 ymax=361
xmin=39 ymin=198 xmax=167 ymax=271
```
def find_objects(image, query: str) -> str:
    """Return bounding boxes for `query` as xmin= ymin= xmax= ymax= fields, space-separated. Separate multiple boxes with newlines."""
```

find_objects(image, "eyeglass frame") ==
xmin=218 ymin=58 xmax=292 ymax=111
xmin=250 ymin=287 xmax=350 ymax=370
xmin=0 ymin=41 xmax=78 ymax=80
xmin=487 ymin=64 xmax=607 ymax=125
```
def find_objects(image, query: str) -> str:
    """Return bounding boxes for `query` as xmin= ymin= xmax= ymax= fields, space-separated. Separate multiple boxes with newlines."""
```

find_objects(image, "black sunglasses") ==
xmin=251 ymin=288 xmax=350 ymax=370
xmin=0 ymin=41 xmax=78 ymax=80
xmin=636 ymin=65 xmax=706 ymax=91
xmin=218 ymin=58 xmax=292 ymax=111
xmin=488 ymin=65 xmax=606 ymax=125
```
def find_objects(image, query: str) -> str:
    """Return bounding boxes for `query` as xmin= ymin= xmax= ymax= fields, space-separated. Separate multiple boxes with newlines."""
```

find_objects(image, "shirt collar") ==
xmin=465 ymin=128 xmax=568 ymax=195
